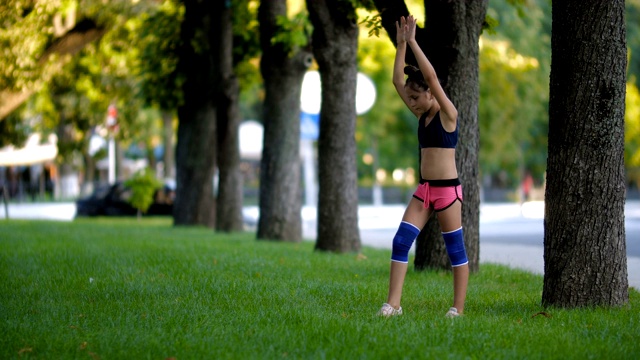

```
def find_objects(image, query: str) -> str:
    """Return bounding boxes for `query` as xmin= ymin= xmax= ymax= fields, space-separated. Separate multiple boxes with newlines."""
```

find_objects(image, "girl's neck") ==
xmin=424 ymin=103 xmax=440 ymax=119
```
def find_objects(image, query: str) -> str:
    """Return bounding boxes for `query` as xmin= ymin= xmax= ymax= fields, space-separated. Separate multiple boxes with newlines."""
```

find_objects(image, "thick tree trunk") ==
xmin=543 ymin=0 xmax=628 ymax=307
xmin=257 ymin=0 xmax=310 ymax=241
xmin=216 ymin=5 xmax=243 ymax=233
xmin=173 ymin=0 xmax=222 ymax=228
xmin=161 ymin=111 xmax=175 ymax=179
xmin=307 ymin=0 xmax=361 ymax=253
xmin=414 ymin=216 xmax=448 ymax=269
xmin=374 ymin=0 xmax=486 ymax=272
xmin=418 ymin=0 xmax=486 ymax=273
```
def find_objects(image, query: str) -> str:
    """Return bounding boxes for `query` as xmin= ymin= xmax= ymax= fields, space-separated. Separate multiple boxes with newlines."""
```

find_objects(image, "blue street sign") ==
xmin=300 ymin=111 xmax=319 ymax=140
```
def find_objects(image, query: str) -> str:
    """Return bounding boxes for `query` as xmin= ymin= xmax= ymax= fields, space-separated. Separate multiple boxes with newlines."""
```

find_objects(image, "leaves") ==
xmin=271 ymin=13 xmax=312 ymax=56
xmin=124 ymin=168 xmax=162 ymax=215
xmin=625 ymin=81 xmax=640 ymax=186
xmin=360 ymin=13 xmax=382 ymax=38
xmin=479 ymin=0 xmax=551 ymax=186
xmin=134 ymin=0 xmax=184 ymax=111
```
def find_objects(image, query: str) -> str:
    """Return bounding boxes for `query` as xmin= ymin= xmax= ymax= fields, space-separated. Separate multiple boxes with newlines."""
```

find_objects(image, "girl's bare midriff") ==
xmin=420 ymin=147 xmax=458 ymax=180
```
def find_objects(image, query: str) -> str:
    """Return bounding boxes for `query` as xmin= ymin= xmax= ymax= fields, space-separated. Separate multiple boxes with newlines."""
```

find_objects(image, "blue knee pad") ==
xmin=443 ymin=227 xmax=468 ymax=267
xmin=391 ymin=221 xmax=420 ymax=263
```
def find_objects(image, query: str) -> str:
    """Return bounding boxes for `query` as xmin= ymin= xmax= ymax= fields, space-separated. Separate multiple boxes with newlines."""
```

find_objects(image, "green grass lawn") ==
xmin=1 ymin=218 xmax=639 ymax=359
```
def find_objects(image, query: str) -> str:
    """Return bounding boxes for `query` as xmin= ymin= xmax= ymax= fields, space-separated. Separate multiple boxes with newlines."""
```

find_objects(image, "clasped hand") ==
xmin=395 ymin=15 xmax=417 ymax=44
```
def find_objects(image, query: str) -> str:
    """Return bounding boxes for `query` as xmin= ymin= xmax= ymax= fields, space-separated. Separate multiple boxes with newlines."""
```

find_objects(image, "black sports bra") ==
xmin=418 ymin=111 xmax=458 ymax=149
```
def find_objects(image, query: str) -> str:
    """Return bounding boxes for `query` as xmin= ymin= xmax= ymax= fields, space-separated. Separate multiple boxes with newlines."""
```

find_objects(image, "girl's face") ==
xmin=405 ymin=86 xmax=434 ymax=115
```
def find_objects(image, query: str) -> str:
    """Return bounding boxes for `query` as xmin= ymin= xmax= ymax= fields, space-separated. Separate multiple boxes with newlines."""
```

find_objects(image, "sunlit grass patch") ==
xmin=1 ymin=219 xmax=638 ymax=359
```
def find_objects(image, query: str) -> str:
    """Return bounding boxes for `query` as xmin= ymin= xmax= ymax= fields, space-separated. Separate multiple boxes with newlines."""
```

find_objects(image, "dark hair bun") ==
xmin=404 ymin=65 xmax=427 ymax=90
xmin=404 ymin=65 xmax=421 ymax=78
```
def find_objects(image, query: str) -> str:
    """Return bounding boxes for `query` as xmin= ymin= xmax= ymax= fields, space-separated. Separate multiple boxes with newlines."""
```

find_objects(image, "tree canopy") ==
xmin=2 ymin=0 xmax=640 ymax=194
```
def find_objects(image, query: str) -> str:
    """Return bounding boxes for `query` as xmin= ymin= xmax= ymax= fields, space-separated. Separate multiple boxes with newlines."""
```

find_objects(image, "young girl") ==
xmin=378 ymin=15 xmax=469 ymax=318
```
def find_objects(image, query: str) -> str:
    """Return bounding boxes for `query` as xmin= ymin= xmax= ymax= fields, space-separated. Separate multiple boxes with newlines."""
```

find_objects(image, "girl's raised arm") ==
xmin=393 ymin=17 xmax=420 ymax=117
xmin=405 ymin=15 xmax=458 ymax=125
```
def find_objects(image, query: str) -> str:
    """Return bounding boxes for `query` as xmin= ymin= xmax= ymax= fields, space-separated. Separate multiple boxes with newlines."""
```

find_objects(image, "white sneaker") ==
xmin=445 ymin=307 xmax=460 ymax=318
xmin=378 ymin=303 xmax=403 ymax=317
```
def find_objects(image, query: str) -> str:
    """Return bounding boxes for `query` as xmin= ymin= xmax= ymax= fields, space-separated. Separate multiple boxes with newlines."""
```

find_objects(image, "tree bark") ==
xmin=257 ymin=0 xmax=310 ymax=241
xmin=374 ymin=0 xmax=486 ymax=272
xmin=307 ymin=0 xmax=361 ymax=253
xmin=216 ymin=3 xmax=244 ymax=233
xmin=173 ymin=0 xmax=222 ymax=228
xmin=543 ymin=0 xmax=628 ymax=307
xmin=420 ymin=0 xmax=486 ymax=273
xmin=161 ymin=111 xmax=175 ymax=180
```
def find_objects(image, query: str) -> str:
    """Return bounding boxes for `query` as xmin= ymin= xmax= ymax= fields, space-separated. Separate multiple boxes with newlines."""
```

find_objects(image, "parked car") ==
xmin=75 ymin=181 xmax=175 ymax=217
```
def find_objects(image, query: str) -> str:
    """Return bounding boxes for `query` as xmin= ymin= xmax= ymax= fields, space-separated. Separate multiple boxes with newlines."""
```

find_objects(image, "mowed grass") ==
xmin=1 ymin=218 xmax=639 ymax=359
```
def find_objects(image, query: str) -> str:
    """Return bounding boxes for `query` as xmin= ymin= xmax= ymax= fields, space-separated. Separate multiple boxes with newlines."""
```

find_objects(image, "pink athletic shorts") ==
xmin=412 ymin=179 xmax=463 ymax=212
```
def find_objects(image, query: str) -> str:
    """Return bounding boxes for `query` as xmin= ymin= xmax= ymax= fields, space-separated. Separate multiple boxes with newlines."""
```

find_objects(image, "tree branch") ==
xmin=0 ymin=19 xmax=106 ymax=121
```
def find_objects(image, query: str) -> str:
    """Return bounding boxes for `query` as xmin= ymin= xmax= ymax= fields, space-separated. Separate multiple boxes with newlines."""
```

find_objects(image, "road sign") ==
xmin=300 ymin=111 xmax=319 ymax=140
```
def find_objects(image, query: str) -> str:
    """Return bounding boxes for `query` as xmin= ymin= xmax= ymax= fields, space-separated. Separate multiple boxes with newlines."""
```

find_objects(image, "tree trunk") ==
xmin=420 ymin=0 xmax=486 ymax=273
xmin=161 ymin=111 xmax=175 ymax=180
xmin=543 ymin=0 xmax=628 ymax=308
xmin=173 ymin=0 xmax=222 ymax=228
xmin=257 ymin=0 xmax=310 ymax=241
xmin=414 ymin=216 xmax=448 ymax=269
xmin=216 ymin=3 xmax=244 ymax=233
xmin=307 ymin=0 xmax=361 ymax=253
xmin=374 ymin=0 xmax=486 ymax=272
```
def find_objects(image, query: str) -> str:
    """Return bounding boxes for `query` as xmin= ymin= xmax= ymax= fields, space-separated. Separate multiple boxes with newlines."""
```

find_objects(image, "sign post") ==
xmin=300 ymin=72 xmax=322 ymax=208
xmin=106 ymin=105 xmax=118 ymax=185
xmin=300 ymin=111 xmax=319 ymax=207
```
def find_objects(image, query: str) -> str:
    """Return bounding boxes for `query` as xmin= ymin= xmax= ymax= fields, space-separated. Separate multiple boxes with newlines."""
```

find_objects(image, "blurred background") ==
xmin=1 ymin=0 xmax=639 ymax=211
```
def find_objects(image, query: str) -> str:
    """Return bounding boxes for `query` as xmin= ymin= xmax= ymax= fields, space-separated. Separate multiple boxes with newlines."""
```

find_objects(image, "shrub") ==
xmin=124 ymin=168 xmax=161 ymax=216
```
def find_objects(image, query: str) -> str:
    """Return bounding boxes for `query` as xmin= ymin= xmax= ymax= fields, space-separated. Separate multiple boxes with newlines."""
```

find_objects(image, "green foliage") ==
xmin=3 ymin=0 xmax=639 ymax=194
xmin=231 ymin=0 xmax=261 ymax=66
xmin=505 ymin=0 xmax=529 ymax=18
xmin=479 ymin=0 xmax=550 ymax=187
xmin=0 ymin=0 xmax=60 ymax=91
xmin=271 ymin=13 xmax=312 ymax=56
xmin=133 ymin=0 xmax=185 ymax=111
xmin=4 ymin=0 xmax=172 ymax=175
xmin=359 ymin=13 xmax=382 ymax=38
xmin=356 ymin=19 xmax=417 ymax=186
xmin=627 ymin=0 xmax=640 ymax=88
xmin=123 ymin=168 xmax=162 ymax=215
xmin=0 ymin=0 xmax=155 ymax=94
xmin=626 ymin=80 xmax=640 ymax=187
xmin=350 ymin=0 xmax=376 ymax=11
xmin=482 ymin=14 xmax=499 ymax=35
xmin=0 ymin=111 xmax=29 ymax=148
xmin=1 ymin=219 xmax=639 ymax=358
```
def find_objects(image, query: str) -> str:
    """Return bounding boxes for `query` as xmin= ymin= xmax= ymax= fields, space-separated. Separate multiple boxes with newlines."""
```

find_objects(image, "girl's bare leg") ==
xmin=437 ymin=200 xmax=468 ymax=314
xmin=386 ymin=261 xmax=408 ymax=309
xmin=385 ymin=198 xmax=431 ymax=310
xmin=452 ymin=263 xmax=469 ymax=314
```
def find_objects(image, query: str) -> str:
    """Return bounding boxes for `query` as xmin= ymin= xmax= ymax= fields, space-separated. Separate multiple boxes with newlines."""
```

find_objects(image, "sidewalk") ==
xmin=479 ymin=242 xmax=640 ymax=293
xmin=313 ymin=201 xmax=640 ymax=291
